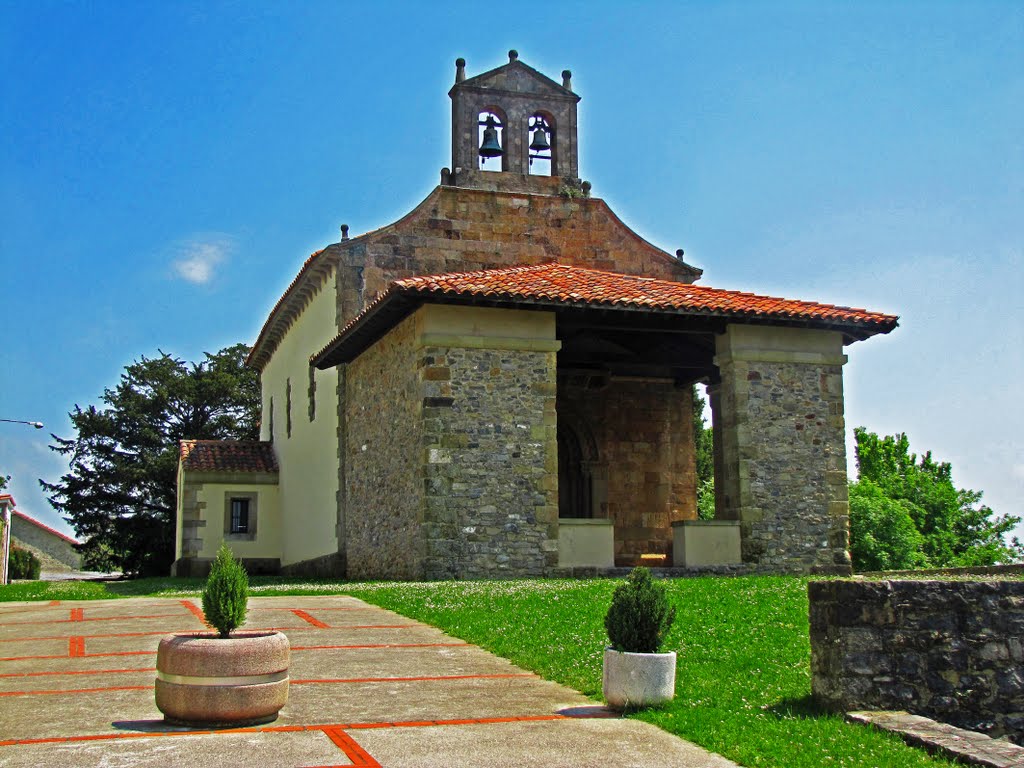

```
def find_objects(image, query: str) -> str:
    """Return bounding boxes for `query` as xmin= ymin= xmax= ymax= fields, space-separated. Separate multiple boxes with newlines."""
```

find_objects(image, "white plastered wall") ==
xmin=196 ymin=482 xmax=281 ymax=560
xmin=259 ymin=269 xmax=340 ymax=566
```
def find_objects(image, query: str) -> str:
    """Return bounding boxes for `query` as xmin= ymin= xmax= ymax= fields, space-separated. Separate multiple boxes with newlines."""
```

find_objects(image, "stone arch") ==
xmin=527 ymin=110 xmax=556 ymax=176
xmin=557 ymin=411 xmax=601 ymax=519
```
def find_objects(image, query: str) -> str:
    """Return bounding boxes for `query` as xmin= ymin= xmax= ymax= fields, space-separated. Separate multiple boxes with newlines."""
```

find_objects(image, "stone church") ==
xmin=173 ymin=52 xmax=897 ymax=580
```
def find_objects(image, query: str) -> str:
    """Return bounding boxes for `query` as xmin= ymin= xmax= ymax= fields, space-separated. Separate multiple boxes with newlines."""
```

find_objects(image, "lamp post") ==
xmin=0 ymin=418 xmax=44 ymax=583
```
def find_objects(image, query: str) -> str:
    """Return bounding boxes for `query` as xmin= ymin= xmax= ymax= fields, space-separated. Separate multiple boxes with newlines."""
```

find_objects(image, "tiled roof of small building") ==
xmin=179 ymin=440 xmax=278 ymax=474
xmin=393 ymin=263 xmax=896 ymax=324
xmin=312 ymin=263 xmax=898 ymax=368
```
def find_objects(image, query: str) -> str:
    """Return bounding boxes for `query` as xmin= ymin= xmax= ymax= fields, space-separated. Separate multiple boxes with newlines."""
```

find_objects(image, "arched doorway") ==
xmin=558 ymin=420 xmax=595 ymax=518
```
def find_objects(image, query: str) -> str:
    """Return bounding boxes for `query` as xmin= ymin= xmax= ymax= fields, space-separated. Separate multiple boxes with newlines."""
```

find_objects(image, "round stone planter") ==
xmin=155 ymin=630 xmax=290 ymax=727
xmin=602 ymin=647 xmax=677 ymax=709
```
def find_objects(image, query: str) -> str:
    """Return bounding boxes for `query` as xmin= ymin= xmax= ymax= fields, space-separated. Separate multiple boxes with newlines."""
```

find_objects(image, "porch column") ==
xmin=714 ymin=325 xmax=852 ymax=574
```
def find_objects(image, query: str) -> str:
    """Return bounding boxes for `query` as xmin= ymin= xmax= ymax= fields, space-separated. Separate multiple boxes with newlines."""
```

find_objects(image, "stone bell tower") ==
xmin=447 ymin=50 xmax=581 ymax=194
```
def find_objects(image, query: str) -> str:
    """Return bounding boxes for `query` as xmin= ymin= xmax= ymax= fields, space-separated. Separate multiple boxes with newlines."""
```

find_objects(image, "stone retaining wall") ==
xmin=10 ymin=513 xmax=80 ymax=571
xmin=809 ymin=579 xmax=1024 ymax=744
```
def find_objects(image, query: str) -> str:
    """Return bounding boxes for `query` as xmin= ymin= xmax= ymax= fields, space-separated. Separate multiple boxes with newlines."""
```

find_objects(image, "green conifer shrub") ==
xmin=9 ymin=547 xmax=41 ymax=580
xmin=604 ymin=567 xmax=676 ymax=653
xmin=202 ymin=544 xmax=249 ymax=638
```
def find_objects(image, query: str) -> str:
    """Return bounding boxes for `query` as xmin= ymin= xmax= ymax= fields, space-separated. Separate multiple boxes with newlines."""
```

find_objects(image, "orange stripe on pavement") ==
xmin=284 ymin=642 xmax=470 ymax=651
xmin=292 ymin=673 xmax=533 ymax=685
xmin=48 ymin=600 xmax=60 ymax=606
xmin=68 ymin=637 xmax=85 ymax=657
xmin=347 ymin=715 xmax=570 ymax=729
xmin=0 ymin=685 xmax=150 ymax=698
xmin=0 ymin=623 xmax=417 ymax=644
xmin=0 ymin=666 xmax=155 ymax=679
xmin=2 ymin=630 xmax=188 ymax=643
xmin=69 ymin=608 xmax=84 ymax=622
xmin=0 ymin=672 xmax=532 ymax=697
xmin=248 ymin=605 xmax=373 ymax=612
xmin=180 ymin=600 xmax=206 ymax=622
xmin=292 ymin=609 xmax=330 ymax=628
xmin=0 ymin=715 xmax=572 ymax=749
xmin=3 ymin=613 xmax=187 ymax=627
xmin=323 ymin=727 xmax=381 ymax=767
xmin=0 ymin=650 xmax=156 ymax=662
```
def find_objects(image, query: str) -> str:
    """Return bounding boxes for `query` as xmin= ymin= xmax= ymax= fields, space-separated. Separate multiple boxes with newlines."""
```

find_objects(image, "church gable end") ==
xmin=174 ymin=51 xmax=899 ymax=581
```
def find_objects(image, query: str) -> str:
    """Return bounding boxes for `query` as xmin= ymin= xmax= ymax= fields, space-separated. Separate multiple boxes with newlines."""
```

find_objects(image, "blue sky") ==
xmin=2 ymin=1 xmax=1022 ymax=544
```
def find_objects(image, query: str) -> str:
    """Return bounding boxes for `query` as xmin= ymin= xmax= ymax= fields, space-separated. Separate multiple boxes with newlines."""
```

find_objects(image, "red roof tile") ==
xmin=179 ymin=440 xmax=278 ymax=474
xmin=392 ymin=263 xmax=897 ymax=325
xmin=313 ymin=263 xmax=898 ymax=367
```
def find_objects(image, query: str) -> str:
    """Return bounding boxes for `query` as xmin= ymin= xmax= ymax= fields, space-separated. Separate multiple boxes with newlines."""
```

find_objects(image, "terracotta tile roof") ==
xmin=313 ymin=263 xmax=898 ymax=368
xmin=11 ymin=510 xmax=80 ymax=545
xmin=392 ymin=263 xmax=896 ymax=324
xmin=179 ymin=440 xmax=278 ymax=474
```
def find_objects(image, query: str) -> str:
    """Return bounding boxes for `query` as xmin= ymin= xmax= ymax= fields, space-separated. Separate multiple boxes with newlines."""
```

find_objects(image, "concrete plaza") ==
xmin=0 ymin=596 xmax=737 ymax=767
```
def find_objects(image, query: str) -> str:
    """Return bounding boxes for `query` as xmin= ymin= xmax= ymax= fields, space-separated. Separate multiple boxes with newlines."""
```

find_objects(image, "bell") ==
xmin=529 ymin=127 xmax=550 ymax=152
xmin=479 ymin=117 xmax=503 ymax=158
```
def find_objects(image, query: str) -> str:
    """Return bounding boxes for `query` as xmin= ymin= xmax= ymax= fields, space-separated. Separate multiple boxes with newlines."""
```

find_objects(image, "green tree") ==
xmin=202 ymin=544 xmax=249 ymax=637
xmin=41 ymin=343 xmax=260 ymax=577
xmin=692 ymin=386 xmax=715 ymax=519
xmin=851 ymin=428 xmax=1022 ymax=568
xmin=848 ymin=479 xmax=925 ymax=571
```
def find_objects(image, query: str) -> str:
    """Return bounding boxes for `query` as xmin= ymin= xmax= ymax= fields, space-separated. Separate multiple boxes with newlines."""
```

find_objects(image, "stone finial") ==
xmin=581 ymin=180 xmax=592 ymax=197
xmin=676 ymin=248 xmax=684 ymax=258
xmin=455 ymin=57 xmax=466 ymax=83
xmin=340 ymin=224 xmax=349 ymax=241
xmin=562 ymin=70 xmax=572 ymax=89
xmin=440 ymin=167 xmax=451 ymax=185
xmin=508 ymin=50 xmax=519 ymax=62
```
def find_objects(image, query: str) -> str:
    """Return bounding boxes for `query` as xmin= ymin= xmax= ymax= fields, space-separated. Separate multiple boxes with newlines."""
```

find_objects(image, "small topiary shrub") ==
xmin=9 ymin=547 xmax=41 ymax=580
xmin=604 ymin=567 xmax=677 ymax=653
xmin=202 ymin=544 xmax=249 ymax=638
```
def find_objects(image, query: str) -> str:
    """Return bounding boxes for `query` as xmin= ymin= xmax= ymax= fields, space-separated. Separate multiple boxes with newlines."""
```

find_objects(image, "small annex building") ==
xmin=1 ymin=495 xmax=82 ymax=574
xmin=173 ymin=52 xmax=897 ymax=580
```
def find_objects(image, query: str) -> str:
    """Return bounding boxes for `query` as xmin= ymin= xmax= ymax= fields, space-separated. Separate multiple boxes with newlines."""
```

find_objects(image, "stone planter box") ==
xmin=672 ymin=520 xmax=741 ymax=567
xmin=558 ymin=518 xmax=614 ymax=568
xmin=155 ymin=630 xmax=290 ymax=727
xmin=602 ymin=647 xmax=677 ymax=709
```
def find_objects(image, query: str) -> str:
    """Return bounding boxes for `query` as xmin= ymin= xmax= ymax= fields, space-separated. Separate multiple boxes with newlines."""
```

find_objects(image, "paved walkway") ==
xmin=0 ymin=596 xmax=737 ymax=767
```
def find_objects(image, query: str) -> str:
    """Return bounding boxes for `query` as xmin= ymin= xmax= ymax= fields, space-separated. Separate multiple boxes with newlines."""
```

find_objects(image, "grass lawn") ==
xmin=0 ymin=575 xmax=956 ymax=768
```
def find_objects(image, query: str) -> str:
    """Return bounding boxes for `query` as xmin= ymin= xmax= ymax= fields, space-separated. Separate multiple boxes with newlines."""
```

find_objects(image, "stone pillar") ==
xmin=707 ymin=381 xmax=730 ymax=521
xmin=714 ymin=325 xmax=851 ymax=574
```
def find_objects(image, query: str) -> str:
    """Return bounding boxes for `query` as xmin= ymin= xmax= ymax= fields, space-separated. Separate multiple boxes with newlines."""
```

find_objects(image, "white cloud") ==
xmin=172 ymin=236 xmax=233 ymax=285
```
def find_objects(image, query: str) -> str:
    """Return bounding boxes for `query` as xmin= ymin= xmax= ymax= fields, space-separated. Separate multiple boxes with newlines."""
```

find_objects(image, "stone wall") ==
xmin=334 ymin=185 xmax=699 ymax=329
xmin=809 ymin=579 xmax=1024 ymax=744
xmin=713 ymin=325 xmax=850 ymax=574
xmin=10 ymin=513 xmax=80 ymax=571
xmin=344 ymin=313 xmax=425 ymax=580
xmin=421 ymin=343 xmax=558 ymax=579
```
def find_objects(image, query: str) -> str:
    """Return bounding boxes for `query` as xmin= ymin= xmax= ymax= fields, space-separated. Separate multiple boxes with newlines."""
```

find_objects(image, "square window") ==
xmin=230 ymin=498 xmax=249 ymax=534
xmin=223 ymin=492 xmax=258 ymax=540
